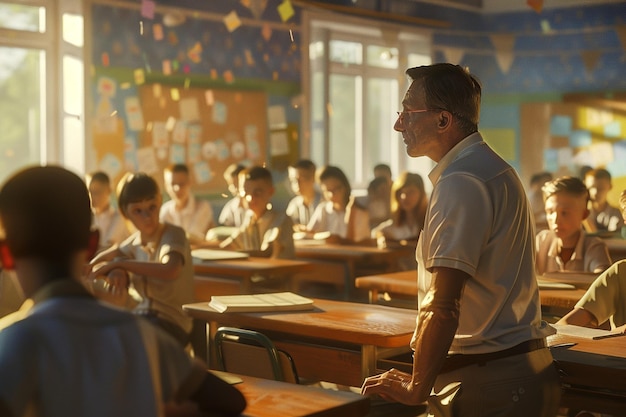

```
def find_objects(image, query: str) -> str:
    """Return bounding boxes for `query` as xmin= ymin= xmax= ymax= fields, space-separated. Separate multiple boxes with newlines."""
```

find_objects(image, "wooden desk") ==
xmin=294 ymin=242 xmax=412 ymax=299
xmin=355 ymin=270 xmax=416 ymax=304
xmin=184 ymin=298 xmax=417 ymax=387
xmin=193 ymin=257 xmax=314 ymax=293
xmin=215 ymin=371 xmax=370 ymax=417
xmin=548 ymin=332 xmax=626 ymax=415
xmin=355 ymin=270 xmax=584 ymax=312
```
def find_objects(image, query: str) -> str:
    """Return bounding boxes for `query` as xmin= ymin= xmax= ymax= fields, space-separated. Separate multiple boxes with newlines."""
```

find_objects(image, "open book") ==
xmin=209 ymin=292 xmax=315 ymax=313
xmin=552 ymin=323 xmax=626 ymax=340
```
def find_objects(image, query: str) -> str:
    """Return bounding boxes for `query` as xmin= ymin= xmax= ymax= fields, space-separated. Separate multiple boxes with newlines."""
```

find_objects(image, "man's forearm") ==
xmin=410 ymin=305 xmax=459 ymax=401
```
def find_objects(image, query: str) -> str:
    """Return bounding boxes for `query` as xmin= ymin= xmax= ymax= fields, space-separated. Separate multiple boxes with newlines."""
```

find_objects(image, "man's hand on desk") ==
xmin=361 ymin=368 xmax=426 ymax=406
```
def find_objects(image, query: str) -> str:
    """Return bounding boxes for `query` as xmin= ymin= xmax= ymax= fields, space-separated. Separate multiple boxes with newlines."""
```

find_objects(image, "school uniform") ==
xmin=159 ymin=195 xmax=214 ymax=241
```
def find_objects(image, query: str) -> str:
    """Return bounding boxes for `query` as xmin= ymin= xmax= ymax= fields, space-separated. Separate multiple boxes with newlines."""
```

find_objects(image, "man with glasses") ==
xmin=362 ymin=63 xmax=560 ymax=416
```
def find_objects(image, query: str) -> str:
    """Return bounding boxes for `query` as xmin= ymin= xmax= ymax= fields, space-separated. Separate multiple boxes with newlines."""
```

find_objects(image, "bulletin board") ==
xmin=92 ymin=82 xmax=268 ymax=194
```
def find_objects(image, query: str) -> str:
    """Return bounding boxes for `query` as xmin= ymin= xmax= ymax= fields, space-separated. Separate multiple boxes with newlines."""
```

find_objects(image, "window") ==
xmin=0 ymin=1 xmax=85 ymax=184
xmin=303 ymin=12 xmax=434 ymax=190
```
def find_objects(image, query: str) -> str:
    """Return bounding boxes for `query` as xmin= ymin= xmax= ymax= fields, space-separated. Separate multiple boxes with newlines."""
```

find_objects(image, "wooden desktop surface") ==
xmin=355 ymin=270 xmax=586 ymax=311
xmin=548 ymin=332 xmax=626 ymax=414
xmin=220 ymin=371 xmax=370 ymax=417
xmin=294 ymin=242 xmax=413 ymax=298
xmin=193 ymin=256 xmax=314 ymax=293
xmin=184 ymin=298 xmax=416 ymax=387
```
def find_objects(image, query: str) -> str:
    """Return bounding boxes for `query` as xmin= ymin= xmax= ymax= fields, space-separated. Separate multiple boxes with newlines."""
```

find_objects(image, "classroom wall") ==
xmin=89 ymin=0 xmax=626 ymax=204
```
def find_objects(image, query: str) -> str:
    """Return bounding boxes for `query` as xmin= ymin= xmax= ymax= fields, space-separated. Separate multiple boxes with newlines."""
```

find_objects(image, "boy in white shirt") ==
xmin=221 ymin=166 xmax=295 ymax=259
xmin=86 ymin=171 xmax=129 ymax=250
xmin=160 ymin=163 xmax=214 ymax=246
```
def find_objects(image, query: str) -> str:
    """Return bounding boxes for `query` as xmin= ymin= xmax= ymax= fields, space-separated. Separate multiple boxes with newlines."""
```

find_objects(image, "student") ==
xmin=557 ymin=189 xmax=626 ymax=331
xmin=221 ymin=166 xmax=295 ymax=259
xmin=584 ymin=168 xmax=622 ymax=233
xmin=218 ymin=163 xmax=246 ymax=227
xmin=527 ymin=171 xmax=553 ymax=232
xmin=86 ymin=171 xmax=130 ymax=249
xmin=361 ymin=63 xmax=559 ymax=416
xmin=160 ymin=163 xmax=215 ymax=245
xmin=285 ymin=159 xmax=321 ymax=230
xmin=373 ymin=163 xmax=393 ymax=185
xmin=87 ymin=172 xmax=194 ymax=347
xmin=0 ymin=165 xmax=246 ymax=417
xmin=366 ymin=176 xmax=392 ymax=229
xmin=307 ymin=165 xmax=370 ymax=244
xmin=536 ymin=176 xmax=612 ymax=275
xmin=371 ymin=171 xmax=428 ymax=248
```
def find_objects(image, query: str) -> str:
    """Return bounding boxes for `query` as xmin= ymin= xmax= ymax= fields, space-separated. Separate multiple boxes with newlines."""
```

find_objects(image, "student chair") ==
xmin=214 ymin=326 xmax=299 ymax=384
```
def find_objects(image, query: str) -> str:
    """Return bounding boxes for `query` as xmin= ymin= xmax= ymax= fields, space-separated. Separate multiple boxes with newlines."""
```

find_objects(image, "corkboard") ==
xmin=92 ymin=83 xmax=268 ymax=195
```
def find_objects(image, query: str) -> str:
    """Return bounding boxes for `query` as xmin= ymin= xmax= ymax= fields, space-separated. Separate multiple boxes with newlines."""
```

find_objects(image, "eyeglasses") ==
xmin=396 ymin=109 xmax=432 ymax=122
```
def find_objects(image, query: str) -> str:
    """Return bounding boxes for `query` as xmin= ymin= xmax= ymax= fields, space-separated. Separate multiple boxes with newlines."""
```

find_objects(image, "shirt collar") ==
xmin=428 ymin=132 xmax=483 ymax=186
xmin=31 ymin=279 xmax=92 ymax=305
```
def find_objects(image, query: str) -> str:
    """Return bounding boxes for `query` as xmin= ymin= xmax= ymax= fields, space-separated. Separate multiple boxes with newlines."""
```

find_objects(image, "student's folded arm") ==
xmin=112 ymin=251 xmax=184 ymax=281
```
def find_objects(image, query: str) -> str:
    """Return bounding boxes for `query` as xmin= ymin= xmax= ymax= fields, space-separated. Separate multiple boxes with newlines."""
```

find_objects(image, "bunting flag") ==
xmin=490 ymin=33 xmax=516 ymax=74
xmin=581 ymin=50 xmax=602 ymax=74
xmin=615 ymin=25 xmax=626 ymax=51
xmin=246 ymin=0 xmax=268 ymax=20
xmin=527 ymin=0 xmax=543 ymax=13
xmin=495 ymin=51 xmax=514 ymax=74
xmin=441 ymin=46 xmax=464 ymax=64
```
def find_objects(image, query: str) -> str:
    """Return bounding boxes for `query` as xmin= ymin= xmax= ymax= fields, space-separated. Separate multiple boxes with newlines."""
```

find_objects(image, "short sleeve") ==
xmin=424 ymin=173 xmax=493 ymax=276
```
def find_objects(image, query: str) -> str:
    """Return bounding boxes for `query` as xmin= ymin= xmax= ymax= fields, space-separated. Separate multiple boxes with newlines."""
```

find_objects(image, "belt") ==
xmin=439 ymin=339 xmax=546 ymax=374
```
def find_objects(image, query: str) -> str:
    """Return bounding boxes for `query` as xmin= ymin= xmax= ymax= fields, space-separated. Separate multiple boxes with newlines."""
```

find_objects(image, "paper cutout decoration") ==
xmin=141 ymin=0 xmax=155 ymax=19
xmin=270 ymin=131 xmax=289 ymax=156
xmin=165 ymin=116 xmax=176 ymax=131
xmin=170 ymin=143 xmax=186 ymax=163
xmin=543 ymin=148 xmax=559 ymax=172
xmin=124 ymin=96 xmax=145 ymax=132
xmin=170 ymin=88 xmax=181 ymax=101
xmin=277 ymin=0 xmax=294 ymax=22
xmin=481 ymin=128 xmax=516 ymax=162
xmin=188 ymin=142 xmax=201 ymax=163
xmin=550 ymin=115 xmax=572 ymax=137
xmin=188 ymin=124 xmax=202 ymax=144
xmin=231 ymin=141 xmax=246 ymax=159
xmin=179 ymin=97 xmax=200 ymax=122
xmin=156 ymin=147 xmax=168 ymax=161
xmin=162 ymin=60 xmax=172 ymax=75
xmin=172 ymin=121 xmax=188 ymax=144
xmin=194 ymin=161 xmax=213 ymax=184
xmin=607 ymin=141 xmax=626 ymax=176
xmin=99 ymin=153 xmax=122 ymax=178
xmin=202 ymin=141 xmax=217 ymax=160
xmin=247 ymin=0 xmax=268 ymax=19
xmin=604 ymin=120 xmax=621 ymax=138
xmin=205 ymin=90 xmax=215 ymax=105
xmin=262 ymin=23 xmax=272 ymax=41
xmin=213 ymin=102 xmax=228 ymax=124
xmin=215 ymin=139 xmax=230 ymax=160
xmin=188 ymin=42 xmax=202 ymax=63
xmin=223 ymin=11 xmax=242 ymax=33
xmin=268 ymin=105 xmax=287 ymax=129
xmin=527 ymin=0 xmax=543 ymax=13
xmin=153 ymin=23 xmax=163 ymax=41
xmin=101 ymin=52 xmax=110 ymax=67
xmin=124 ymin=138 xmax=139 ymax=171
xmin=137 ymin=146 xmax=159 ymax=174
xmin=540 ymin=19 xmax=552 ymax=34
xmin=569 ymin=130 xmax=592 ymax=148
xmin=134 ymin=68 xmax=145 ymax=85
xmin=589 ymin=142 xmax=614 ymax=167
xmin=152 ymin=121 xmax=169 ymax=148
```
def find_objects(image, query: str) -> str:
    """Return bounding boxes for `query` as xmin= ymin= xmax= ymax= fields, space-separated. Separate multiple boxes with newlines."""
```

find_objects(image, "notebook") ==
xmin=552 ymin=323 xmax=626 ymax=340
xmin=209 ymin=292 xmax=315 ymax=313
